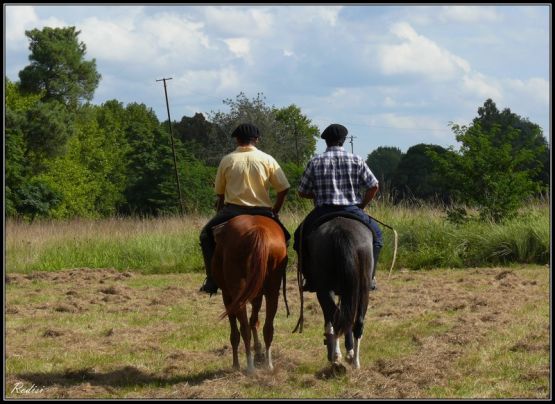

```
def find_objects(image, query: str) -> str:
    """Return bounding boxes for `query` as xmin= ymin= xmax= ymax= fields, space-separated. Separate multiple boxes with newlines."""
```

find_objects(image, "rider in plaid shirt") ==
xmin=294 ymin=123 xmax=383 ymax=292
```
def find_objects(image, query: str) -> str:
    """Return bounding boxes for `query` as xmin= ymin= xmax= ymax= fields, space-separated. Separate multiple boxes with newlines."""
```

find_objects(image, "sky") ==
xmin=4 ymin=4 xmax=551 ymax=156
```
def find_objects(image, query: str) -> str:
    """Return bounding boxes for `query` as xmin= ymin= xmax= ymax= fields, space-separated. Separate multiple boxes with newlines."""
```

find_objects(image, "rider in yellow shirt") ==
xmin=199 ymin=123 xmax=291 ymax=295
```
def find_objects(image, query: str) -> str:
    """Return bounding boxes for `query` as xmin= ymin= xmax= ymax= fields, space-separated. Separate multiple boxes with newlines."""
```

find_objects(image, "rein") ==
xmin=282 ymin=258 xmax=290 ymax=317
xmin=292 ymin=221 xmax=305 ymax=334
xmin=367 ymin=215 xmax=398 ymax=280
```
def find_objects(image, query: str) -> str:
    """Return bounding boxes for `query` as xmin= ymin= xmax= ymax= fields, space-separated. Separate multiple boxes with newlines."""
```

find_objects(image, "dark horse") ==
xmin=305 ymin=217 xmax=373 ymax=369
xmin=212 ymin=215 xmax=288 ymax=374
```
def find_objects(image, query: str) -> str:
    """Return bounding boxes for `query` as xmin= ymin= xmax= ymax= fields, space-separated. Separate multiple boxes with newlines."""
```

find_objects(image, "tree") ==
xmin=473 ymin=99 xmax=548 ymax=191
xmin=274 ymin=104 xmax=319 ymax=165
xmin=18 ymin=26 xmax=101 ymax=109
xmin=173 ymin=112 xmax=216 ymax=163
xmin=366 ymin=146 xmax=403 ymax=192
xmin=22 ymin=100 xmax=74 ymax=168
xmin=391 ymin=144 xmax=452 ymax=203
xmin=15 ymin=179 xmax=61 ymax=221
xmin=430 ymin=122 xmax=541 ymax=222
xmin=207 ymin=92 xmax=289 ymax=165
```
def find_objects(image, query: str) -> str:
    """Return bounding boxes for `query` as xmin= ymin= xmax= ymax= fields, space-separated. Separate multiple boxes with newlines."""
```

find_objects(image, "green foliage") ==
xmin=366 ymin=146 xmax=403 ymax=191
xmin=431 ymin=123 xmax=540 ymax=222
xmin=18 ymin=26 xmax=101 ymax=109
xmin=474 ymin=99 xmax=549 ymax=189
xmin=15 ymin=179 xmax=61 ymax=221
xmin=391 ymin=144 xmax=452 ymax=203
xmin=281 ymin=162 xmax=314 ymax=212
xmin=274 ymin=104 xmax=319 ymax=165
xmin=5 ymin=77 xmax=43 ymax=111
xmin=23 ymin=100 xmax=75 ymax=166
xmin=207 ymin=92 xmax=318 ymax=165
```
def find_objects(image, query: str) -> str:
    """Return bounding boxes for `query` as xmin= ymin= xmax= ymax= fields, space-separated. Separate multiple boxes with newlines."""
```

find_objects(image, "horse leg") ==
xmin=345 ymin=326 xmax=355 ymax=365
xmin=227 ymin=314 xmax=241 ymax=370
xmin=317 ymin=290 xmax=340 ymax=364
xmin=263 ymin=286 xmax=280 ymax=371
xmin=238 ymin=306 xmax=255 ymax=374
xmin=351 ymin=291 xmax=369 ymax=369
xmin=249 ymin=295 xmax=264 ymax=364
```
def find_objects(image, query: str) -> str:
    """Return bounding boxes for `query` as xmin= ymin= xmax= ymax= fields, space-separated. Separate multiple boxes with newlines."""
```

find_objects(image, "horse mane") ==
xmin=219 ymin=225 xmax=270 ymax=319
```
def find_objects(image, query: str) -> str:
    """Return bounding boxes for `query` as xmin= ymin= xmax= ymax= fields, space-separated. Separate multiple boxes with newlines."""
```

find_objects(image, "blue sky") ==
xmin=4 ymin=4 xmax=551 ymax=156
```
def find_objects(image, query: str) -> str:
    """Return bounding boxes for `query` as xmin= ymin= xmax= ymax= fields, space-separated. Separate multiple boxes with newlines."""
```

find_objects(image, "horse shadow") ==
xmin=16 ymin=365 xmax=232 ymax=389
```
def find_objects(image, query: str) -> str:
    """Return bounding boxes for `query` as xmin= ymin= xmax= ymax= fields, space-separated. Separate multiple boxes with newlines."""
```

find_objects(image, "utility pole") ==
xmin=348 ymin=134 xmax=357 ymax=154
xmin=156 ymin=77 xmax=184 ymax=215
xmin=292 ymin=118 xmax=299 ymax=165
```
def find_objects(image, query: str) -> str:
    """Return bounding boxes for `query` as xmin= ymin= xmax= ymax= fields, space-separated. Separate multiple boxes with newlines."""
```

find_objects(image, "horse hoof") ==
xmin=331 ymin=362 xmax=347 ymax=376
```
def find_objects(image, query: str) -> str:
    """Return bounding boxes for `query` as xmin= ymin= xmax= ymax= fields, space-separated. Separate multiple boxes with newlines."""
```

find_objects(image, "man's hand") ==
xmin=272 ymin=188 xmax=289 ymax=216
xmin=359 ymin=185 xmax=379 ymax=210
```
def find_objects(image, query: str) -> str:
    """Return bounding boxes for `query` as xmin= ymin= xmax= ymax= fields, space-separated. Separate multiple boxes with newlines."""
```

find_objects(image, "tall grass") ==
xmin=5 ymin=202 xmax=550 ymax=274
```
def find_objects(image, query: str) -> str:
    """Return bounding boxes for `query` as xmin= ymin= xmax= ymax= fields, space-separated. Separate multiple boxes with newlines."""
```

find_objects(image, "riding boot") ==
xmin=370 ymin=244 xmax=381 ymax=291
xmin=199 ymin=234 xmax=218 ymax=295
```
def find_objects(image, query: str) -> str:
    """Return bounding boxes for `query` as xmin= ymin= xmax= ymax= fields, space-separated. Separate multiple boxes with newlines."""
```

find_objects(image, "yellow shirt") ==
xmin=214 ymin=146 xmax=290 ymax=207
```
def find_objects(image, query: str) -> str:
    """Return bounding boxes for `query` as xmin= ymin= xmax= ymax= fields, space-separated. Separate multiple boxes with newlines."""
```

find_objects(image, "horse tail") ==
xmin=333 ymin=235 xmax=359 ymax=337
xmin=220 ymin=226 xmax=269 ymax=319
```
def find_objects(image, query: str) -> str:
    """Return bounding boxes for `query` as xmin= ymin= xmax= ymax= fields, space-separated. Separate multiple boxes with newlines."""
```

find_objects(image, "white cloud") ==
xmin=6 ymin=6 xmax=38 ymax=45
xmin=462 ymin=72 xmax=503 ymax=101
xmin=224 ymin=37 xmax=251 ymax=59
xmin=263 ymin=5 xmax=343 ymax=30
xmin=5 ymin=6 xmax=66 ymax=49
xmin=505 ymin=77 xmax=549 ymax=106
xmin=174 ymin=67 xmax=241 ymax=96
xmin=79 ymin=12 xmax=212 ymax=70
xmin=377 ymin=113 xmax=451 ymax=139
xmin=201 ymin=6 xmax=274 ymax=37
xmin=439 ymin=6 xmax=501 ymax=23
xmin=379 ymin=22 xmax=470 ymax=80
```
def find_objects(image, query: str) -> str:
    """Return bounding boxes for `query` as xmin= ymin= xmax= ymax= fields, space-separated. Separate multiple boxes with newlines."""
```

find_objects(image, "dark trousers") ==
xmin=199 ymin=205 xmax=291 ymax=281
xmin=293 ymin=205 xmax=383 ymax=283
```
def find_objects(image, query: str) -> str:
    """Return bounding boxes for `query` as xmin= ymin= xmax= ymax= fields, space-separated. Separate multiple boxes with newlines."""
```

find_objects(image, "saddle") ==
xmin=311 ymin=211 xmax=370 ymax=233
xmin=211 ymin=214 xmax=291 ymax=242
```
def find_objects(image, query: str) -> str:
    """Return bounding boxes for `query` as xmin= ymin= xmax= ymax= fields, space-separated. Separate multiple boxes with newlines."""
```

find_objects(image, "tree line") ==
xmin=5 ymin=26 xmax=550 ymax=222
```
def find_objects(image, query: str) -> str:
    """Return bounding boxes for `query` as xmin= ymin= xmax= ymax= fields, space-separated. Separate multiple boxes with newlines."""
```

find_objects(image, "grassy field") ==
xmin=5 ymin=206 xmax=550 ymax=398
xmin=5 ymin=265 xmax=549 ymax=398
xmin=5 ymin=203 xmax=550 ymax=274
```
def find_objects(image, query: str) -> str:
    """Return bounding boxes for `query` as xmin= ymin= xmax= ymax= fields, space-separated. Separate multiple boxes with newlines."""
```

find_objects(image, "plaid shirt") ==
xmin=298 ymin=146 xmax=378 ymax=207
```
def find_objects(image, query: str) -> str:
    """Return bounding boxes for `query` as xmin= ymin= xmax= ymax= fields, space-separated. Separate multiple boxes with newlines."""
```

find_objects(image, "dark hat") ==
xmin=231 ymin=123 xmax=260 ymax=139
xmin=321 ymin=123 xmax=348 ymax=141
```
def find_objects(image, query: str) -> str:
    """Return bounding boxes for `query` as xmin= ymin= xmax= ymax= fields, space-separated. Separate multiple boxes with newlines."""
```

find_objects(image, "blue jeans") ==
xmin=293 ymin=205 xmax=383 ymax=252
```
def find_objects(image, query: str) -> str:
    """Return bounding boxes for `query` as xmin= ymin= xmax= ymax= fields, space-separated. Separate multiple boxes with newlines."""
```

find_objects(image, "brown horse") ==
xmin=212 ymin=215 xmax=288 ymax=374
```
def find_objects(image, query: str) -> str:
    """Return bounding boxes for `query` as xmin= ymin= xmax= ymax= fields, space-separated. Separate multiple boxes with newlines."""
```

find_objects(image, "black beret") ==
xmin=321 ymin=123 xmax=348 ymax=141
xmin=231 ymin=123 xmax=260 ymax=139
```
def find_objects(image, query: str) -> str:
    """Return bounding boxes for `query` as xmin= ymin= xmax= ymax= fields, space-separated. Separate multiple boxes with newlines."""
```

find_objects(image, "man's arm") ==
xmin=272 ymin=188 xmax=289 ymax=216
xmin=298 ymin=191 xmax=315 ymax=199
xmin=358 ymin=185 xmax=379 ymax=210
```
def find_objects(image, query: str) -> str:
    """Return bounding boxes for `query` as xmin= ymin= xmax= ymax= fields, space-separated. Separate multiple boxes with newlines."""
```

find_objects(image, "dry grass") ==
xmin=5 ymin=265 xmax=550 ymax=399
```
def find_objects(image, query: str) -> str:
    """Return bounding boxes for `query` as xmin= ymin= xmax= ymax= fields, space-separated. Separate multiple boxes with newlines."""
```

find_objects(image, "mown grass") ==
xmin=5 ymin=202 xmax=549 ymax=274
xmin=5 ymin=266 xmax=549 ymax=398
